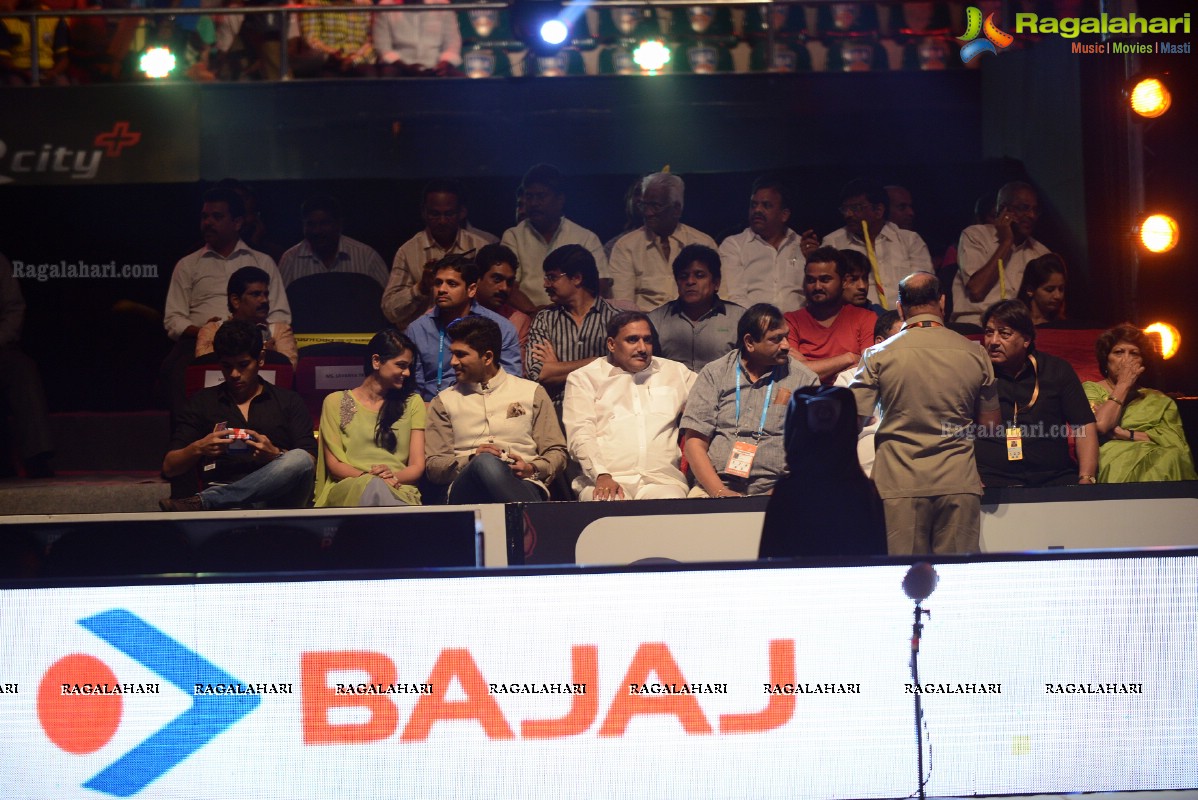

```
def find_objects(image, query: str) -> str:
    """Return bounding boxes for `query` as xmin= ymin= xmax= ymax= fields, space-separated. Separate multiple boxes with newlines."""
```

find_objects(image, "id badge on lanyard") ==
xmin=1007 ymin=355 xmax=1038 ymax=462
xmin=1006 ymin=424 xmax=1023 ymax=461
xmin=724 ymin=368 xmax=774 ymax=478
xmin=726 ymin=441 xmax=757 ymax=478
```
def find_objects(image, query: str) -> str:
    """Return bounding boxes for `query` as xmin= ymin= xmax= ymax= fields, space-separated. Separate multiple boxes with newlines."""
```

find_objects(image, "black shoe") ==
xmin=159 ymin=495 xmax=205 ymax=512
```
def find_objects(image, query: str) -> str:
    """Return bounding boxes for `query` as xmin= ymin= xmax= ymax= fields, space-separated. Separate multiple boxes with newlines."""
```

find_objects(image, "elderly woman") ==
xmin=1082 ymin=324 xmax=1197 ymax=483
xmin=316 ymin=329 xmax=425 ymax=506
xmin=1017 ymin=253 xmax=1067 ymax=326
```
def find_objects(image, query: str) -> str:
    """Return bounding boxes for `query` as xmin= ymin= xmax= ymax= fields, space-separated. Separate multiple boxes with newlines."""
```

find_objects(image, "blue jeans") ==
xmin=447 ymin=453 xmax=547 ymax=505
xmin=200 ymin=449 xmax=316 ymax=510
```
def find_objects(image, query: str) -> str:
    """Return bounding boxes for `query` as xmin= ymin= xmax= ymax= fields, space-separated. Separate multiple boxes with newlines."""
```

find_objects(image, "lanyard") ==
xmin=435 ymin=313 xmax=473 ymax=390
xmin=436 ymin=328 xmax=446 ymax=390
xmin=997 ymin=257 xmax=1007 ymax=299
xmin=860 ymin=219 xmax=888 ymax=310
xmin=735 ymin=365 xmax=775 ymax=439
xmin=1012 ymin=354 xmax=1039 ymax=426
xmin=901 ymin=320 xmax=943 ymax=330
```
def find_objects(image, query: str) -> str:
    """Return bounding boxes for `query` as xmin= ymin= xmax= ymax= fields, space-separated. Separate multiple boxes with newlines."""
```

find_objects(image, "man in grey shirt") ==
xmin=648 ymin=243 xmax=745 ymax=373
xmin=850 ymin=272 xmax=1001 ymax=555
xmin=681 ymin=303 xmax=819 ymax=497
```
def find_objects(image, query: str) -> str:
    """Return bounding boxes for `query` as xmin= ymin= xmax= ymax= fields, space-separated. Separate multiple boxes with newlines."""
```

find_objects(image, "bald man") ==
xmin=849 ymin=272 xmax=1000 ymax=556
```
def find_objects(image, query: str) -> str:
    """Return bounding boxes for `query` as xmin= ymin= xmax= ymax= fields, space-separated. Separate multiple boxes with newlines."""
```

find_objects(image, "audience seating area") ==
xmin=2 ymin=1 xmax=1069 ymax=85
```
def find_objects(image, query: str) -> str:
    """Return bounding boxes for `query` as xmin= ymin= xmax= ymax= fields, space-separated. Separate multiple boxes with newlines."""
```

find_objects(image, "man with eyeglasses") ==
xmin=383 ymin=179 xmax=491 ymax=329
xmin=609 ymin=172 xmax=716 ymax=312
xmin=526 ymin=245 xmax=619 ymax=412
xmin=951 ymin=181 xmax=1051 ymax=328
xmin=681 ymin=303 xmax=819 ymax=498
xmin=803 ymin=179 xmax=932 ymax=314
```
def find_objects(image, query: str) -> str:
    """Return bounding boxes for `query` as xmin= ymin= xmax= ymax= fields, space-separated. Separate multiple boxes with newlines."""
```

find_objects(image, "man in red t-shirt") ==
xmin=784 ymin=247 xmax=877 ymax=384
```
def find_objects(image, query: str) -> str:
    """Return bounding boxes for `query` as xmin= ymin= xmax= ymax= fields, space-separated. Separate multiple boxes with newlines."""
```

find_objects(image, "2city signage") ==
xmin=0 ymin=122 xmax=140 ymax=184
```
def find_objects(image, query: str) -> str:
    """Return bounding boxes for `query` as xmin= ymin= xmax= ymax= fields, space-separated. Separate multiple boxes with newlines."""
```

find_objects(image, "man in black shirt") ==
xmin=975 ymin=300 xmax=1097 ymax=487
xmin=160 ymin=320 xmax=316 ymax=511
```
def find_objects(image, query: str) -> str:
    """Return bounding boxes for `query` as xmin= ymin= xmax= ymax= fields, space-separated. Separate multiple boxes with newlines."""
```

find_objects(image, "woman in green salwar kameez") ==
xmin=315 ymin=330 xmax=426 ymax=506
xmin=1083 ymin=324 xmax=1197 ymax=484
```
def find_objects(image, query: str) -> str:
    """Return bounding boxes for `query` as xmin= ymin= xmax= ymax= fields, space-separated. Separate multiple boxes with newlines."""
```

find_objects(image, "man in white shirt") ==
xmin=609 ymin=172 xmax=716 ymax=312
xmin=164 ymin=187 xmax=291 ymax=341
xmin=833 ymin=309 xmax=901 ymax=477
xmin=810 ymin=179 xmax=932 ymax=312
xmin=162 ymin=187 xmax=290 ymax=414
xmin=501 ymin=163 xmax=607 ymax=314
xmin=563 ymin=311 xmax=697 ymax=500
xmin=278 ymin=194 xmax=389 ymax=288
xmin=719 ymin=175 xmax=806 ymax=313
xmin=950 ymin=181 xmax=1051 ymax=328
xmin=382 ymin=179 xmax=492 ymax=329
xmin=885 ymin=184 xmax=916 ymax=230
xmin=373 ymin=0 xmax=462 ymax=77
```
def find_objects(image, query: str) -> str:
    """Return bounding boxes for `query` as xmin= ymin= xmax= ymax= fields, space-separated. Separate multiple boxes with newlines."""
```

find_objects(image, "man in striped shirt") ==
xmin=526 ymin=245 xmax=619 ymax=412
xmin=278 ymin=195 xmax=389 ymax=289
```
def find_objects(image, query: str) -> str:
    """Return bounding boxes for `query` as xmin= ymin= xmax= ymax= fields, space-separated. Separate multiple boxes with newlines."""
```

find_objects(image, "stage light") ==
xmin=511 ymin=0 xmax=571 ymax=57
xmin=139 ymin=47 xmax=176 ymax=79
xmin=1137 ymin=213 xmax=1179 ymax=253
xmin=540 ymin=19 xmax=568 ymax=46
xmin=1144 ymin=322 xmax=1180 ymax=360
xmin=632 ymin=40 xmax=670 ymax=72
xmin=1129 ymin=77 xmax=1171 ymax=118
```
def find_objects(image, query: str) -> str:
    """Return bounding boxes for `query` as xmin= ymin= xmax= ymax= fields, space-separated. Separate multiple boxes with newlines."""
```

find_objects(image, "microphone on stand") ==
xmin=903 ymin=561 xmax=938 ymax=603
xmin=903 ymin=562 xmax=938 ymax=800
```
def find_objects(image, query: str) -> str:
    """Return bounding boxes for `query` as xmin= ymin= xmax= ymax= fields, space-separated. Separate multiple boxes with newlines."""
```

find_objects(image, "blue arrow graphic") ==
xmin=78 ymin=609 xmax=261 ymax=797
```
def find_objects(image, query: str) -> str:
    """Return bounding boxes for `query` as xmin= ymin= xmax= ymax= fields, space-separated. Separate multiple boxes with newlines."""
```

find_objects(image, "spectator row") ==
xmin=3 ymin=0 xmax=1079 ymax=84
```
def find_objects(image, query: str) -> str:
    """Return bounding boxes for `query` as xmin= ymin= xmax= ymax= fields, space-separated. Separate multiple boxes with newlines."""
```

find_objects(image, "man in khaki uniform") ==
xmin=849 ymin=272 xmax=1001 ymax=554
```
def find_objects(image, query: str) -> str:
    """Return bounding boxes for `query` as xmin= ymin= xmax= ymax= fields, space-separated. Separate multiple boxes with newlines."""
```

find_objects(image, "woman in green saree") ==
xmin=316 ymin=329 xmax=425 ymax=506
xmin=1083 ymin=324 xmax=1197 ymax=483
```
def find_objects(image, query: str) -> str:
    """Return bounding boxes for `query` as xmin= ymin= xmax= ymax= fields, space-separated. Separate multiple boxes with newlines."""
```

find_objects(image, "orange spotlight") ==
xmin=1144 ymin=322 xmax=1180 ymax=360
xmin=1129 ymin=77 xmax=1171 ymax=118
xmin=1138 ymin=214 xmax=1179 ymax=253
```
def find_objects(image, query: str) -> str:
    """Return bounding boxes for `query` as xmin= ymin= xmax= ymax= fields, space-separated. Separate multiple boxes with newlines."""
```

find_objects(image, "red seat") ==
xmin=294 ymin=356 xmax=366 ymax=426
xmin=964 ymin=328 xmax=1103 ymax=383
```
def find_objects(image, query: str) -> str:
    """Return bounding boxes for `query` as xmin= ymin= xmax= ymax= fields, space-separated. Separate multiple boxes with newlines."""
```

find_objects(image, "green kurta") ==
xmin=1083 ymin=383 xmax=1198 ymax=483
xmin=316 ymin=390 xmax=425 ymax=506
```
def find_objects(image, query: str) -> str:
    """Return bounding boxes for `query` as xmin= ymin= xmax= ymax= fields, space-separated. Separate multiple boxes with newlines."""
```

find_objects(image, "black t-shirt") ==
xmin=976 ymin=350 xmax=1095 ymax=487
xmin=169 ymin=380 xmax=316 ymax=486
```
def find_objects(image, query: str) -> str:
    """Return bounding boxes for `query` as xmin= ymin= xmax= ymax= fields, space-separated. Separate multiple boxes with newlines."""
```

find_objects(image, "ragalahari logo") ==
xmin=37 ymin=610 xmax=260 ymax=797
xmin=959 ymin=6 xmax=1014 ymax=63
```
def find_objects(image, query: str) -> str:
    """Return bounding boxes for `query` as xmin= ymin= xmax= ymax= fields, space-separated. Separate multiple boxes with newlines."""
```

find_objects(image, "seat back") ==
xmin=287 ymin=272 xmax=387 ymax=334
xmin=294 ymin=355 xmax=367 ymax=425
xmin=183 ymin=363 xmax=294 ymax=397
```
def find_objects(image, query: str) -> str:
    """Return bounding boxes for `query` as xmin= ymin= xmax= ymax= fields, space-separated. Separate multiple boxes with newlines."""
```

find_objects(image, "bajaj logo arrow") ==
xmin=76 ymin=610 xmax=261 ymax=797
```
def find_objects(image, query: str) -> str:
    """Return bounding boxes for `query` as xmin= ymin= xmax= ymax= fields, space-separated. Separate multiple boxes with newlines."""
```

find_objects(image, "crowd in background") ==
xmin=2 ymin=0 xmax=1086 ymax=85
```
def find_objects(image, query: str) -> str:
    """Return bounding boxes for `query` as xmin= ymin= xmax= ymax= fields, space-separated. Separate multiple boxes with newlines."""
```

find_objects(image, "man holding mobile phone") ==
xmin=950 ymin=181 xmax=1052 ymax=328
xmin=159 ymin=320 xmax=316 ymax=512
